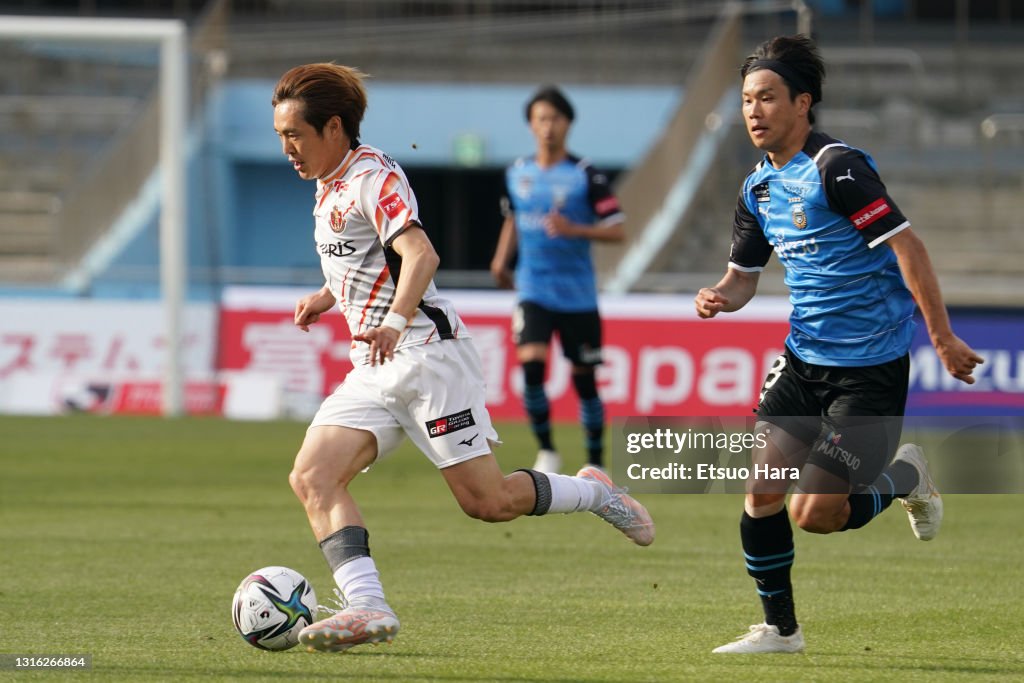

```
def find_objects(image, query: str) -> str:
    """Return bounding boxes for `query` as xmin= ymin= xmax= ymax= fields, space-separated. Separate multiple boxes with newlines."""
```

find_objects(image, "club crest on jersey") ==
xmin=791 ymin=203 xmax=808 ymax=229
xmin=329 ymin=206 xmax=347 ymax=233
xmin=378 ymin=192 xmax=407 ymax=220
xmin=515 ymin=175 xmax=532 ymax=200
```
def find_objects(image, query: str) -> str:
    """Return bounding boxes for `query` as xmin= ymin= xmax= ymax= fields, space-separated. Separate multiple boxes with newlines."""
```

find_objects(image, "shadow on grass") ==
xmin=733 ymin=651 xmax=1024 ymax=677
xmin=100 ymin=663 xmax=601 ymax=683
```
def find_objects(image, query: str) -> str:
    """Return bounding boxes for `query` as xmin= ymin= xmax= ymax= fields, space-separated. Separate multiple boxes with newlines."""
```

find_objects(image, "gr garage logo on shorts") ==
xmin=425 ymin=409 xmax=476 ymax=438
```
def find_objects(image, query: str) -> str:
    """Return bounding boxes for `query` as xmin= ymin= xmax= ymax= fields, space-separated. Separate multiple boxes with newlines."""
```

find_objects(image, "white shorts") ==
xmin=310 ymin=338 xmax=500 ymax=469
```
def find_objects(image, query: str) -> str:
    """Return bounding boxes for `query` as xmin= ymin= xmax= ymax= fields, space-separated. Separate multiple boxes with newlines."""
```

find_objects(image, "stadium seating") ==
xmin=0 ymin=1 xmax=1022 ymax=305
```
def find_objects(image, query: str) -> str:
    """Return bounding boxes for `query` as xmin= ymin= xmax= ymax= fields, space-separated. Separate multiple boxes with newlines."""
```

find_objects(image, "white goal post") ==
xmin=0 ymin=16 xmax=188 ymax=417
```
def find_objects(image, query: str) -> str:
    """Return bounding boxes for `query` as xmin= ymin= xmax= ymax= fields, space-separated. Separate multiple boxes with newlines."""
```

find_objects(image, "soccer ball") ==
xmin=231 ymin=566 xmax=318 ymax=651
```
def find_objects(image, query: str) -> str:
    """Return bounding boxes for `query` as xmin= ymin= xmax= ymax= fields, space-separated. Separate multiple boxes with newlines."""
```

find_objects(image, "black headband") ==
xmin=748 ymin=59 xmax=820 ymax=104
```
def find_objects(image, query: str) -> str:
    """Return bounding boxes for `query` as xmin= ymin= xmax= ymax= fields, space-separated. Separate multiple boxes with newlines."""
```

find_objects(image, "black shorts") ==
xmin=512 ymin=300 xmax=603 ymax=367
xmin=756 ymin=348 xmax=909 ymax=489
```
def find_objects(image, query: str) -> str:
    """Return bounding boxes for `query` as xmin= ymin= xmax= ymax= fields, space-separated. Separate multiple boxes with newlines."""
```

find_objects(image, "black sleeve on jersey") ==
xmin=499 ymin=194 xmax=513 ymax=218
xmin=382 ymin=219 xmax=424 ymax=249
xmin=729 ymin=187 xmax=773 ymax=270
xmin=500 ymin=165 xmax=515 ymax=216
xmin=584 ymin=164 xmax=624 ymax=222
xmin=817 ymin=146 xmax=909 ymax=246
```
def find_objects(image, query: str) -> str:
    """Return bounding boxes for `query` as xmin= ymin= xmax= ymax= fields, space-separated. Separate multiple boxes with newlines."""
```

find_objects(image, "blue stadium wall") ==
xmin=83 ymin=80 xmax=681 ymax=300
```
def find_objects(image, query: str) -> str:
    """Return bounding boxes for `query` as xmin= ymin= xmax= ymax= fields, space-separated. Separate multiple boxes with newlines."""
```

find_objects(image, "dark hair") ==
xmin=525 ymin=85 xmax=575 ymax=123
xmin=741 ymin=34 xmax=825 ymax=124
xmin=272 ymin=63 xmax=367 ymax=141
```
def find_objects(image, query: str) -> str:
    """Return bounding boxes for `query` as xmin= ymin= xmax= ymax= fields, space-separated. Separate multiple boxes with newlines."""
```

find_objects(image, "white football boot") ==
xmin=577 ymin=465 xmax=655 ymax=546
xmin=712 ymin=623 xmax=805 ymax=654
xmin=893 ymin=443 xmax=943 ymax=541
xmin=299 ymin=594 xmax=399 ymax=653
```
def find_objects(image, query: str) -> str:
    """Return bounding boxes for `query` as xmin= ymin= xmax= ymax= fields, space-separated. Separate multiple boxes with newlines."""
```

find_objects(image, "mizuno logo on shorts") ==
xmin=425 ymin=408 xmax=476 ymax=438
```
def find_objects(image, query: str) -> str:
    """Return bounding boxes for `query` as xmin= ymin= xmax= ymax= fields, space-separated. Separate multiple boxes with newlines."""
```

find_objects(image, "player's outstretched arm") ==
xmin=543 ymin=211 xmax=624 ymax=242
xmin=887 ymin=228 xmax=984 ymax=384
xmin=294 ymin=285 xmax=337 ymax=332
xmin=695 ymin=268 xmax=759 ymax=319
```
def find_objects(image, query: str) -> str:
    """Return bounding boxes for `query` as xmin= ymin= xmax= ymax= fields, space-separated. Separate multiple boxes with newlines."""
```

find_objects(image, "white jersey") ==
xmin=313 ymin=144 xmax=467 ymax=365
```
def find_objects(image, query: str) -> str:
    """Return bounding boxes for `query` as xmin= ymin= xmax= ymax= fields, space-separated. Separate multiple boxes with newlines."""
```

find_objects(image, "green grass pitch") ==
xmin=1 ymin=415 xmax=1022 ymax=682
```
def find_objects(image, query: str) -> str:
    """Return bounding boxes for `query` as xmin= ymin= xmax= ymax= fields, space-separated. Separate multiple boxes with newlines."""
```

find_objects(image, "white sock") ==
xmin=546 ymin=473 xmax=605 ymax=513
xmin=332 ymin=556 xmax=386 ymax=605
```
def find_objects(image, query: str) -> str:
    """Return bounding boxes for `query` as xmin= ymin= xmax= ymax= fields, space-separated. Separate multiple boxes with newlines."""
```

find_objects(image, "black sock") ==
xmin=572 ymin=370 xmax=604 ymax=466
xmin=522 ymin=361 xmax=554 ymax=451
xmin=842 ymin=460 xmax=917 ymax=530
xmin=741 ymin=508 xmax=798 ymax=636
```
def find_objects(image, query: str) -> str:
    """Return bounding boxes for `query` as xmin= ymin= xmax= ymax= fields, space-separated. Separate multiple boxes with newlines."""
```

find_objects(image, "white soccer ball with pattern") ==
xmin=231 ymin=566 xmax=318 ymax=651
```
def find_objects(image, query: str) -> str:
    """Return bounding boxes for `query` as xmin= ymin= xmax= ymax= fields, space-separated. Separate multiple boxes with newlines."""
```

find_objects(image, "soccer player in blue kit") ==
xmin=491 ymin=86 xmax=625 ymax=474
xmin=694 ymin=35 xmax=984 ymax=653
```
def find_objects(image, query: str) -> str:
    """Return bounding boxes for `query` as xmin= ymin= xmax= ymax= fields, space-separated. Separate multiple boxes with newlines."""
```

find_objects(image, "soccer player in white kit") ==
xmin=271 ymin=63 xmax=655 ymax=653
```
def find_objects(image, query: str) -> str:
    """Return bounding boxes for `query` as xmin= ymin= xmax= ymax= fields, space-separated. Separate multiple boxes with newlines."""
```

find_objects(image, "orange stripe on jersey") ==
xmin=336 ymin=149 xmax=390 ymax=183
xmin=380 ymin=171 xmax=401 ymax=197
xmin=316 ymin=147 xmax=381 ymax=208
xmin=321 ymin=147 xmax=365 ymax=184
xmin=356 ymin=265 xmax=391 ymax=332
xmin=338 ymin=267 xmax=353 ymax=306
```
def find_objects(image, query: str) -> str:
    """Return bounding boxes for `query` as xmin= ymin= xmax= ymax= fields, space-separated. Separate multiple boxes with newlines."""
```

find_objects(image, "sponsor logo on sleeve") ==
xmin=425 ymin=408 xmax=476 ymax=438
xmin=753 ymin=182 xmax=770 ymax=203
xmin=378 ymin=192 xmax=407 ymax=220
xmin=595 ymin=196 xmax=621 ymax=215
xmin=850 ymin=197 xmax=891 ymax=229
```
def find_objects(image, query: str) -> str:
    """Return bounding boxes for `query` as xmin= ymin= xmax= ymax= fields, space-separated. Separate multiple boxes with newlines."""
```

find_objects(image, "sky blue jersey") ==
xmin=729 ymin=131 xmax=916 ymax=367
xmin=503 ymin=155 xmax=624 ymax=312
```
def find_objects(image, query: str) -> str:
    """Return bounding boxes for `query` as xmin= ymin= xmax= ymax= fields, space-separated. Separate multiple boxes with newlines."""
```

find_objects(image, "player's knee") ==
xmin=791 ymin=506 xmax=838 ymax=534
xmin=288 ymin=459 xmax=322 ymax=505
xmin=456 ymin=493 xmax=514 ymax=523
xmin=746 ymin=493 xmax=786 ymax=517
xmin=571 ymin=367 xmax=598 ymax=400
xmin=288 ymin=464 xmax=312 ymax=505
xmin=289 ymin=452 xmax=351 ymax=507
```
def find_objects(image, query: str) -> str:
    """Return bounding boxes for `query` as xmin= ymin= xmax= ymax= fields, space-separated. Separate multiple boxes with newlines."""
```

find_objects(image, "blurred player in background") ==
xmin=272 ymin=64 xmax=653 ymax=654
xmin=490 ymin=85 xmax=625 ymax=474
xmin=694 ymin=35 xmax=983 ymax=654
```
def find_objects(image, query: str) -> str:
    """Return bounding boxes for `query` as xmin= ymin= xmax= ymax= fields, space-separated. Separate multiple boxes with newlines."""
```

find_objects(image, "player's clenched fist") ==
xmin=294 ymin=286 xmax=337 ymax=332
xmin=695 ymin=288 xmax=730 ymax=319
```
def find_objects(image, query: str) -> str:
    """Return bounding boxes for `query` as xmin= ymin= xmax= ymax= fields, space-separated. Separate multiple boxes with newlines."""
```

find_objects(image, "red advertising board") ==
xmin=218 ymin=288 xmax=791 ymax=419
